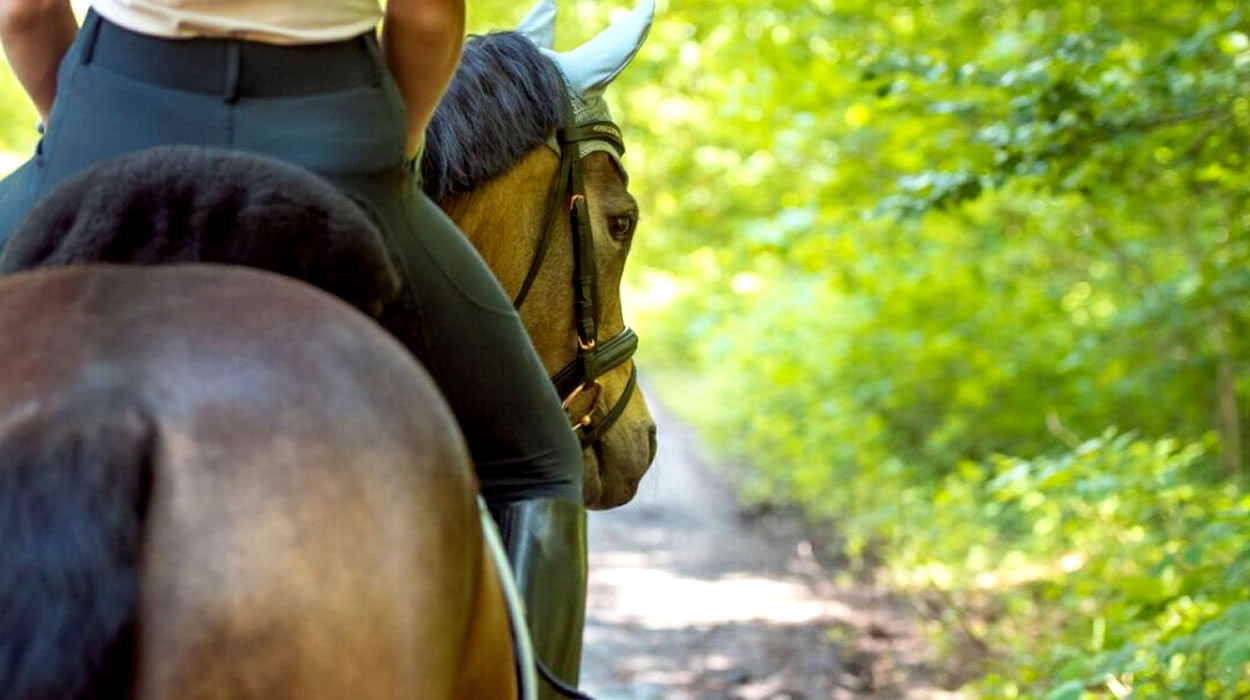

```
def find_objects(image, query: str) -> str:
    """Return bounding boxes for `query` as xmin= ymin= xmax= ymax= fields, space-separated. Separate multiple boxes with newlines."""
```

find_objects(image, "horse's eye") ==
xmin=608 ymin=214 xmax=637 ymax=241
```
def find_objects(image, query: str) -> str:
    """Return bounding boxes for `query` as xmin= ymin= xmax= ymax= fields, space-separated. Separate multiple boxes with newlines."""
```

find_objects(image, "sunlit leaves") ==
xmin=610 ymin=1 xmax=1248 ymax=697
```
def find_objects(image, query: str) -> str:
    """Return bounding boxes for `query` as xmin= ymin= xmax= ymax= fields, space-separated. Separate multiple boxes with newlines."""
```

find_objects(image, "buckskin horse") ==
xmin=0 ymin=1 xmax=655 ymax=697
xmin=426 ymin=1 xmax=656 ymax=509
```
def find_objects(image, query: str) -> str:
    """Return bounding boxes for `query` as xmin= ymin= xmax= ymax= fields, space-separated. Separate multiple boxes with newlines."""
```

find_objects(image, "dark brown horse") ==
xmin=0 ymin=265 xmax=518 ymax=699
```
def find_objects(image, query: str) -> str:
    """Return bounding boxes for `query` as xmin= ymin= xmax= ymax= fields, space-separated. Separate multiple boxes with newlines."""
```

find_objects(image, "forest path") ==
xmin=580 ymin=388 xmax=951 ymax=699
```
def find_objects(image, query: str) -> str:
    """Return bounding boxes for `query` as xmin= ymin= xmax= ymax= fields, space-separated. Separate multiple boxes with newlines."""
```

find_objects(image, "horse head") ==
xmin=423 ymin=0 xmax=656 ymax=509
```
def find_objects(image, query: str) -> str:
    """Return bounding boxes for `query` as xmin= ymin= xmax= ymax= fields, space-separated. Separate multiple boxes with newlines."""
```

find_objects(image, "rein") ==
xmin=511 ymin=68 xmax=639 ymax=451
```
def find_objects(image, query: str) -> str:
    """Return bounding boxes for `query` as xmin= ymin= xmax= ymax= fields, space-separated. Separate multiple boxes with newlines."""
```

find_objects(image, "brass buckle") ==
xmin=561 ymin=380 xmax=602 ymax=431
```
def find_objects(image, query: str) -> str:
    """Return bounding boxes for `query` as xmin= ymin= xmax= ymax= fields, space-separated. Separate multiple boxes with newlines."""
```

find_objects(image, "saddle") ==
xmin=0 ymin=145 xmax=400 ymax=319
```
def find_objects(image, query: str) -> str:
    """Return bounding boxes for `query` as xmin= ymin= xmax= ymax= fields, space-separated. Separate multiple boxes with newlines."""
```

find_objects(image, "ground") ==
xmin=581 ymin=392 xmax=957 ymax=700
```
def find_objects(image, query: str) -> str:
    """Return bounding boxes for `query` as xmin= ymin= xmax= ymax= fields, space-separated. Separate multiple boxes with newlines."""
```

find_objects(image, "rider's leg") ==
xmin=341 ymin=175 xmax=589 ymax=696
xmin=489 ymin=498 xmax=587 ymax=694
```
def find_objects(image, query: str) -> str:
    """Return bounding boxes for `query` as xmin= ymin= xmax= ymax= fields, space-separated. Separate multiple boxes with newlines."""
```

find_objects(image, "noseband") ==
xmin=511 ymin=68 xmax=639 ymax=449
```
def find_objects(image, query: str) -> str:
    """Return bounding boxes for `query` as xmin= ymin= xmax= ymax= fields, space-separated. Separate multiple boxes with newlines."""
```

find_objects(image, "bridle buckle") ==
xmin=561 ymin=380 xmax=603 ymax=432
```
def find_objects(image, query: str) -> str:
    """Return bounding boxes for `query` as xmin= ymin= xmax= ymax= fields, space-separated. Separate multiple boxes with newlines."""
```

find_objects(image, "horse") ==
xmin=0 ymin=264 xmax=518 ymax=699
xmin=423 ymin=4 xmax=657 ymax=509
xmin=0 ymin=1 xmax=655 ymax=696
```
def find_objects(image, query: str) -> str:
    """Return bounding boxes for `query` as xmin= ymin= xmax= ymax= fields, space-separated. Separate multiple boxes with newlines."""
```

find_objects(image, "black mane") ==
xmin=420 ymin=32 xmax=563 ymax=202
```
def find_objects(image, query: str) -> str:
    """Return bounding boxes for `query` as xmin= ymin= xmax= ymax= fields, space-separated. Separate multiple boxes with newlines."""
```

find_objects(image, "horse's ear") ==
xmin=544 ymin=0 xmax=654 ymax=100
xmin=516 ymin=0 xmax=557 ymax=50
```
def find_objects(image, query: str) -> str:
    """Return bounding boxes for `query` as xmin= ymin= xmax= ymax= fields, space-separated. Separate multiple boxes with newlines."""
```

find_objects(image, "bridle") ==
xmin=511 ymin=68 xmax=639 ymax=449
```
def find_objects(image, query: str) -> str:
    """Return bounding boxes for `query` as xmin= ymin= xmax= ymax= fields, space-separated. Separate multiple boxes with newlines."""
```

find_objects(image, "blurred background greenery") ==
xmin=3 ymin=1 xmax=1246 ymax=697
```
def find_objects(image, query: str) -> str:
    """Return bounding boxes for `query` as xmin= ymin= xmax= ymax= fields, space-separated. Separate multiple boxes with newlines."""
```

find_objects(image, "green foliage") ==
xmin=615 ymin=0 xmax=1249 ymax=697
xmin=913 ymin=434 xmax=1250 ymax=697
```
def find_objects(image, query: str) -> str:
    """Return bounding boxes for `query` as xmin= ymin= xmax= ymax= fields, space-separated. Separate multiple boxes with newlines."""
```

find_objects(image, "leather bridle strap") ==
xmin=512 ymin=66 xmax=638 ymax=452
xmin=550 ymin=326 xmax=637 ymax=399
xmin=568 ymin=132 xmax=597 ymax=346
xmin=512 ymin=148 xmax=570 ymax=310
xmin=511 ymin=122 xmax=624 ymax=313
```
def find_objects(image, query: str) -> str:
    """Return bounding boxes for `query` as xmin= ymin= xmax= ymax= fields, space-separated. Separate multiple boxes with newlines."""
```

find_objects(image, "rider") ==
xmin=0 ymin=0 xmax=589 ymax=691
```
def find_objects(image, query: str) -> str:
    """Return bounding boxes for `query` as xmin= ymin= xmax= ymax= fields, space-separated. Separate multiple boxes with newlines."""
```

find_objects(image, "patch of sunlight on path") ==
xmin=580 ymin=381 xmax=955 ymax=700
xmin=589 ymin=564 xmax=851 ymax=629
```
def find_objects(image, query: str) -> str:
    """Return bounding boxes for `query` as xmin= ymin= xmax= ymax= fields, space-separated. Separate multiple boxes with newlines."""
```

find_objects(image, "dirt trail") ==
xmin=580 ymin=391 xmax=950 ymax=700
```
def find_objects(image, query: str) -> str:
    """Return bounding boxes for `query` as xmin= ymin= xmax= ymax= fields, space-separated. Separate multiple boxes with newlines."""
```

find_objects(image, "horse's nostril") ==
xmin=646 ymin=423 xmax=658 ymax=464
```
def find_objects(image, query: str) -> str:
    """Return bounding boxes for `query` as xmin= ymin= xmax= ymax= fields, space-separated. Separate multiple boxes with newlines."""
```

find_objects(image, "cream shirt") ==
xmin=91 ymin=0 xmax=383 ymax=44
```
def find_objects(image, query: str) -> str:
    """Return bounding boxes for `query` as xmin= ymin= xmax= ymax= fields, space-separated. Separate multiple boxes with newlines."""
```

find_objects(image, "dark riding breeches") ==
xmin=0 ymin=12 xmax=584 ymax=506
